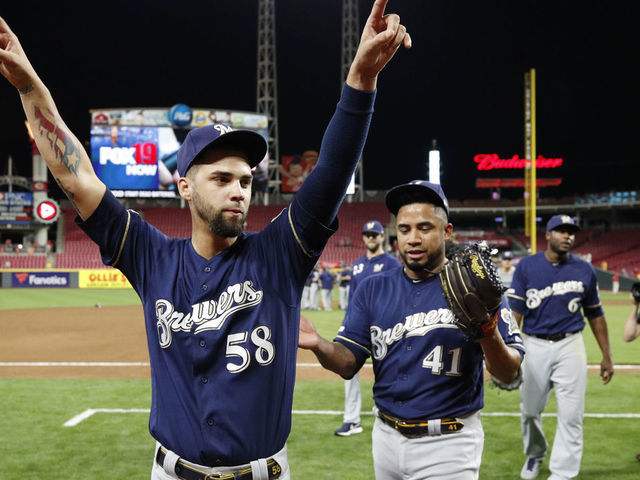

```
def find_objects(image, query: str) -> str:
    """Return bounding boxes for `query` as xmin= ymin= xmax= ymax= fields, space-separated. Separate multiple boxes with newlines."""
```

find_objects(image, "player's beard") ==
xmin=366 ymin=239 xmax=382 ymax=254
xmin=209 ymin=211 xmax=246 ymax=237
xmin=192 ymin=189 xmax=246 ymax=238
xmin=400 ymin=242 xmax=445 ymax=274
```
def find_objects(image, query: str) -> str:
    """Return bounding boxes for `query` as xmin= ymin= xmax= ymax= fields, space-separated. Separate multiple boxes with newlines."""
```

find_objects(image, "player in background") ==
xmin=623 ymin=283 xmax=640 ymax=342
xmin=507 ymin=215 xmax=614 ymax=480
xmin=338 ymin=262 xmax=351 ymax=310
xmin=611 ymin=273 xmax=620 ymax=294
xmin=301 ymin=270 xmax=313 ymax=310
xmin=498 ymin=251 xmax=516 ymax=288
xmin=308 ymin=265 xmax=321 ymax=311
xmin=0 ymin=2 xmax=411 ymax=478
xmin=301 ymin=180 xmax=524 ymax=478
xmin=319 ymin=266 xmax=336 ymax=312
xmin=623 ymin=284 xmax=640 ymax=461
xmin=334 ymin=219 xmax=401 ymax=437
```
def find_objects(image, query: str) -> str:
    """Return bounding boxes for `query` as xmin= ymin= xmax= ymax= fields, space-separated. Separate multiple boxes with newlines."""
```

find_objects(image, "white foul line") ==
xmin=0 ymin=362 xmax=150 ymax=367
xmin=62 ymin=409 xmax=640 ymax=427
xmin=2 ymin=362 xmax=636 ymax=369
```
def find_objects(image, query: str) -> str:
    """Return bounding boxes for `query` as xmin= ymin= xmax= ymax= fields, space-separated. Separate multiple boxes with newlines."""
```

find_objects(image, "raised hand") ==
xmin=347 ymin=0 xmax=412 ymax=91
xmin=0 ymin=17 xmax=39 ymax=94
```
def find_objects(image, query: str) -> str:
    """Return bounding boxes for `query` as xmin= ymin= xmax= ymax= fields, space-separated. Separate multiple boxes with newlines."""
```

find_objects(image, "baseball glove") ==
xmin=439 ymin=241 xmax=506 ymax=340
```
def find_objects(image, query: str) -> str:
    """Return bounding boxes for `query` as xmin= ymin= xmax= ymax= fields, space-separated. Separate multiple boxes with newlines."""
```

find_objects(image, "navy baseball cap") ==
xmin=546 ymin=214 xmax=580 ymax=233
xmin=385 ymin=180 xmax=450 ymax=218
xmin=362 ymin=220 xmax=384 ymax=235
xmin=177 ymin=124 xmax=268 ymax=177
xmin=502 ymin=251 xmax=514 ymax=260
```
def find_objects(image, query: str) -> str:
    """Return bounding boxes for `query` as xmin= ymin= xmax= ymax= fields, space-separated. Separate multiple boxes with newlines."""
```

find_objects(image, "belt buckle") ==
xmin=392 ymin=416 xmax=429 ymax=439
xmin=203 ymin=459 xmax=281 ymax=480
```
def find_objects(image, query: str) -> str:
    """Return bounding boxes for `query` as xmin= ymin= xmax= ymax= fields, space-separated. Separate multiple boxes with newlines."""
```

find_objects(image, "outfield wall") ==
xmin=1 ymin=267 xmax=633 ymax=291
xmin=0 ymin=269 xmax=132 ymax=289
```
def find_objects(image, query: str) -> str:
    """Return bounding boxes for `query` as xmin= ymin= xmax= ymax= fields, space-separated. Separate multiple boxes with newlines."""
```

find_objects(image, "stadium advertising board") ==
xmin=474 ymin=154 xmax=563 ymax=170
xmin=0 ymin=191 xmax=32 ymax=225
xmin=79 ymin=269 xmax=132 ymax=289
xmin=90 ymin=106 xmax=268 ymax=199
xmin=12 ymin=271 xmax=70 ymax=288
xmin=473 ymin=153 xmax=564 ymax=190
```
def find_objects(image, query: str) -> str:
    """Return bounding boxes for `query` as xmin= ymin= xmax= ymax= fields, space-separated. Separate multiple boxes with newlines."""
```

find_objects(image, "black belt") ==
xmin=156 ymin=448 xmax=281 ymax=480
xmin=529 ymin=332 xmax=576 ymax=342
xmin=378 ymin=411 xmax=464 ymax=438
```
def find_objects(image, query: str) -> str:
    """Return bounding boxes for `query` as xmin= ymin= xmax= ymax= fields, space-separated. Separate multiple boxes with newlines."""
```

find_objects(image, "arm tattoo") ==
xmin=33 ymin=105 xmax=81 ymax=176
xmin=19 ymin=84 xmax=35 ymax=95
xmin=53 ymin=176 xmax=79 ymax=211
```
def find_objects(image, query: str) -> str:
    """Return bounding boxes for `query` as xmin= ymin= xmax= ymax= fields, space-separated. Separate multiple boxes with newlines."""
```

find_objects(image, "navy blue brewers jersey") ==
xmin=79 ymin=190 xmax=334 ymax=466
xmin=335 ymin=268 xmax=525 ymax=420
xmin=319 ymin=270 xmax=335 ymax=289
xmin=507 ymin=252 xmax=604 ymax=335
xmin=348 ymin=252 xmax=401 ymax=303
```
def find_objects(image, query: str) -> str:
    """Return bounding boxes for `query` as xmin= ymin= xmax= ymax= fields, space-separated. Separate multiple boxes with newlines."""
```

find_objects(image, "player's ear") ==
xmin=444 ymin=222 xmax=453 ymax=239
xmin=177 ymin=176 xmax=192 ymax=201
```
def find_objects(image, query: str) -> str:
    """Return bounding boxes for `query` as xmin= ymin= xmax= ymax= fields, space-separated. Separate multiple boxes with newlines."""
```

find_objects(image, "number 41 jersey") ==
xmin=335 ymin=267 xmax=525 ymax=420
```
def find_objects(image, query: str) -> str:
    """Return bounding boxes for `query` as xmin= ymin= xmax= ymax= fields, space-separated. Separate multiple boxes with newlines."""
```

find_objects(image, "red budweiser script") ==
xmin=474 ymin=154 xmax=563 ymax=170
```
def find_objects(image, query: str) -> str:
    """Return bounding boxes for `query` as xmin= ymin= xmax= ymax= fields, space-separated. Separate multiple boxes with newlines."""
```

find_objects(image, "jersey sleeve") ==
xmin=76 ymin=189 xmax=170 ymax=297
xmin=582 ymin=263 xmax=605 ymax=319
xmin=496 ymin=295 xmax=525 ymax=359
xmin=334 ymin=278 xmax=374 ymax=369
xmin=506 ymin=260 xmax=527 ymax=314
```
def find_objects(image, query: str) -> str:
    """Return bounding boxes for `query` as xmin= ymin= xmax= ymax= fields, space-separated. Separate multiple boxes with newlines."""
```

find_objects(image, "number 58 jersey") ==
xmin=335 ymin=267 xmax=525 ymax=420
xmin=78 ymin=190 xmax=333 ymax=467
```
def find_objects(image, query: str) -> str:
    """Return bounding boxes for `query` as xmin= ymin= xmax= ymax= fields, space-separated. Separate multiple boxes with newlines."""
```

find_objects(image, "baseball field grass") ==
xmin=1 ymin=289 xmax=639 ymax=479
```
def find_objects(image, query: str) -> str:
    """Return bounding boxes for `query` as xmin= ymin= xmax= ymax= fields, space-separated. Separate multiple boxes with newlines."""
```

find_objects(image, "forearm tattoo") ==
xmin=53 ymin=176 xmax=76 ymax=204
xmin=19 ymin=84 xmax=35 ymax=95
xmin=33 ymin=105 xmax=81 ymax=176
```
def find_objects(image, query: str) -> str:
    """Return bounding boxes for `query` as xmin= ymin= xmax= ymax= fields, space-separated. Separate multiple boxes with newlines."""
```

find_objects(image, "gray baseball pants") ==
xmin=520 ymin=332 xmax=588 ymax=480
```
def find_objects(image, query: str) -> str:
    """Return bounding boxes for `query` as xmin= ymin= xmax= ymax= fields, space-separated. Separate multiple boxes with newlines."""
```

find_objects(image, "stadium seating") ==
xmin=0 ymin=254 xmax=47 ymax=269
xmin=319 ymin=202 xmax=391 ymax=265
xmin=512 ymin=229 xmax=640 ymax=276
xmin=573 ymin=229 xmax=640 ymax=275
xmin=55 ymin=209 xmax=106 ymax=269
xmin=51 ymin=203 xmax=638 ymax=275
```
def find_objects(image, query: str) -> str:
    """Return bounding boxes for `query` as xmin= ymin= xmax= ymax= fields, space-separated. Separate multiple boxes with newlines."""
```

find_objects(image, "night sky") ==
xmin=0 ymin=1 xmax=636 ymax=201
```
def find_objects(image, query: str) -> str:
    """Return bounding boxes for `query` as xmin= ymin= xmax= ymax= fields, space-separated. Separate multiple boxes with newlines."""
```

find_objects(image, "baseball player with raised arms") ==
xmin=0 ymin=3 xmax=411 ymax=478
xmin=301 ymin=180 xmax=525 ymax=479
xmin=334 ymin=220 xmax=401 ymax=437
xmin=508 ymin=215 xmax=614 ymax=480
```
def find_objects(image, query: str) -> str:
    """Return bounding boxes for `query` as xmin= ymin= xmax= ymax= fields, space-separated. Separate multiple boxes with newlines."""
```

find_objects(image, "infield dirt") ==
xmin=0 ymin=305 xmax=371 ymax=380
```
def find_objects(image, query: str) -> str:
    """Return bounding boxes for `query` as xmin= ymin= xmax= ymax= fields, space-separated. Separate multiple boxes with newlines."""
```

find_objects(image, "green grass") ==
xmin=1 ymin=375 xmax=639 ymax=479
xmin=0 ymin=289 xmax=639 ymax=478
xmin=0 ymin=287 xmax=141 ymax=310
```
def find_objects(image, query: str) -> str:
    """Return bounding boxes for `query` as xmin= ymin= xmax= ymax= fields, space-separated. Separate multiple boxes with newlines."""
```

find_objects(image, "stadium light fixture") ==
xmin=428 ymin=139 xmax=440 ymax=184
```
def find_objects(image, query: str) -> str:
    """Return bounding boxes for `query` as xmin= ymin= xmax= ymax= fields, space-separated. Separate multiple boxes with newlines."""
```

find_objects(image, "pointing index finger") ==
xmin=368 ymin=0 xmax=389 ymax=22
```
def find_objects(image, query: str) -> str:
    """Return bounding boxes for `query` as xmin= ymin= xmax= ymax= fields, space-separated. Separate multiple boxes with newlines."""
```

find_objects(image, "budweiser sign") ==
xmin=474 ymin=154 xmax=563 ymax=171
